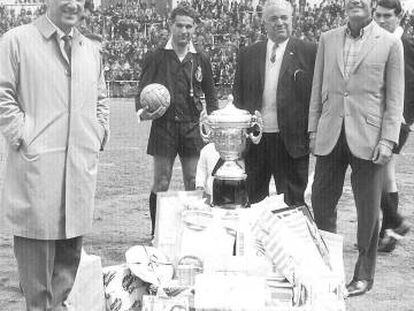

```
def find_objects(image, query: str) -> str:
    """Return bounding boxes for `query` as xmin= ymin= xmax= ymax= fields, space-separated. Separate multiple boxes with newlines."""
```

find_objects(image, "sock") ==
xmin=387 ymin=192 xmax=403 ymax=227
xmin=380 ymin=192 xmax=402 ymax=238
xmin=149 ymin=192 xmax=157 ymax=236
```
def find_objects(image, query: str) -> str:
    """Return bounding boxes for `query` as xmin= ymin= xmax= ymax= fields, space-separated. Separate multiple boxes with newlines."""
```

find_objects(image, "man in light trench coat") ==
xmin=0 ymin=0 xmax=109 ymax=309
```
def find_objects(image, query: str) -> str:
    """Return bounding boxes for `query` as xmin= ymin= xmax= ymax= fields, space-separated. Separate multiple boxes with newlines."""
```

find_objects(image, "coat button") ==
xmin=344 ymin=92 xmax=349 ymax=97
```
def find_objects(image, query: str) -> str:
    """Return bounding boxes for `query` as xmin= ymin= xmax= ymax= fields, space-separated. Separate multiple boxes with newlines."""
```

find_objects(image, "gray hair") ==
xmin=263 ymin=0 xmax=294 ymax=20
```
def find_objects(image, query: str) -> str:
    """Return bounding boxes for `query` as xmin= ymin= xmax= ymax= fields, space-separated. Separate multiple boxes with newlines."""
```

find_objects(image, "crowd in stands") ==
xmin=1 ymin=0 xmax=414 ymax=95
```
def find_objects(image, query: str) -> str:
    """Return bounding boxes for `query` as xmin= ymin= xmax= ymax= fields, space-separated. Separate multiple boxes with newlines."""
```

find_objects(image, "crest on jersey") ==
xmin=195 ymin=65 xmax=203 ymax=82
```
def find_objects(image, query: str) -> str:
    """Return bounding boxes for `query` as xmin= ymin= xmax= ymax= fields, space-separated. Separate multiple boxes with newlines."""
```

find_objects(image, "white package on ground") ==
xmin=320 ymin=230 xmax=345 ymax=286
xmin=246 ymin=207 xmax=346 ymax=310
xmin=154 ymin=190 xmax=205 ymax=262
xmin=125 ymin=245 xmax=174 ymax=286
xmin=66 ymin=249 xmax=105 ymax=311
xmin=177 ymin=208 xmax=236 ymax=265
xmin=194 ymin=273 xmax=267 ymax=310
xmin=250 ymin=208 xmax=331 ymax=283
xmin=103 ymin=264 xmax=149 ymax=311
xmin=154 ymin=191 xmax=238 ymax=267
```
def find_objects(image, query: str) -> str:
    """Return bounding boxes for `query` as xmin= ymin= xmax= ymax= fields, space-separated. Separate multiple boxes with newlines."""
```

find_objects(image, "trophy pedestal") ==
xmin=212 ymin=160 xmax=248 ymax=209
xmin=212 ymin=178 xmax=248 ymax=209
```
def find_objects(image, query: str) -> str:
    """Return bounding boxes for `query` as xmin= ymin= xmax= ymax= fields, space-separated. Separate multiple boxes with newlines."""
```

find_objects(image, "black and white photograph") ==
xmin=0 ymin=0 xmax=413 ymax=310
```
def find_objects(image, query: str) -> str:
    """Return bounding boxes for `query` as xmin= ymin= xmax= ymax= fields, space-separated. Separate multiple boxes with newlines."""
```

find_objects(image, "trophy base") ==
xmin=212 ymin=178 xmax=249 ymax=209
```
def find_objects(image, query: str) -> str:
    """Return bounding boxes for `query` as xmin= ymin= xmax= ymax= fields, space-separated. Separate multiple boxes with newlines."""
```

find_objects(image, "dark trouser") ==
xmin=13 ymin=236 xmax=83 ymax=311
xmin=245 ymin=133 xmax=309 ymax=206
xmin=311 ymin=130 xmax=383 ymax=282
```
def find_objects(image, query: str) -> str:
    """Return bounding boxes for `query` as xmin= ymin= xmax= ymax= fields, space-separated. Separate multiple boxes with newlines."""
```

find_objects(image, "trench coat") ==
xmin=0 ymin=15 xmax=110 ymax=239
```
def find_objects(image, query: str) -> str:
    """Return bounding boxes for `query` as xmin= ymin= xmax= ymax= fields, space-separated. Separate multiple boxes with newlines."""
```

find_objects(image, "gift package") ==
xmin=103 ymin=264 xmax=150 ymax=311
xmin=66 ymin=250 xmax=105 ymax=311
xmin=95 ymin=190 xmax=346 ymax=311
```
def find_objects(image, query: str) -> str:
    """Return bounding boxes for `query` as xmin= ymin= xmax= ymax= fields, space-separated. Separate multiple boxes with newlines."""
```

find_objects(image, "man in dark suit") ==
xmin=373 ymin=0 xmax=412 ymax=253
xmin=308 ymin=0 xmax=404 ymax=296
xmin=233 ymin=0 xmax=316 ymax=206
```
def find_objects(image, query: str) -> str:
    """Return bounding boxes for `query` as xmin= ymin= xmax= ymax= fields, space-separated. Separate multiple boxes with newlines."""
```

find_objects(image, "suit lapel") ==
xmin=350 ymin=24 xmax=381 ymax=75
xmin=336 ymin=27 xmax=346 ymax=78
xmin=258 ymin=40 xmax=267 ymax=92
xmin=278 ymin=38 xmax=295 ymax=82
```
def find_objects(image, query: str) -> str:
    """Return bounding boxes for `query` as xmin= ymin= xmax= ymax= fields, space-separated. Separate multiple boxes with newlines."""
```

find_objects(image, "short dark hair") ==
xmin=376 ymin=0 xmax=402 ymax=16
xmin=170 ymin=4 xmax=198 ymax=23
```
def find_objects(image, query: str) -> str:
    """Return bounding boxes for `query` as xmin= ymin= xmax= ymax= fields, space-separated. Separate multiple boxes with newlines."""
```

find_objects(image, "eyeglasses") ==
xmin=265 ymin=15 xmax=290 ymax=24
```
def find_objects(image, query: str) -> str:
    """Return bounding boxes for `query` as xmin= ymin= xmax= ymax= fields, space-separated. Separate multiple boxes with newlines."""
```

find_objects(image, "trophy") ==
xmin=200 ymin=95 xmax=263 ymax=209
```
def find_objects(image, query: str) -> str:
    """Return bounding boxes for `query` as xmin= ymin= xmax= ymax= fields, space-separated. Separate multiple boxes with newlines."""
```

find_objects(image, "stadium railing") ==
xmin=106 ymin=80 xmax=139 ymax=98
xmin=106 ymin=80 xmax=233 ymax=99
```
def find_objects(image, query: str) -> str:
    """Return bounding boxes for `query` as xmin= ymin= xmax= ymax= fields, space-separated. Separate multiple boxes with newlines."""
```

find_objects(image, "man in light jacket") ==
xmin=308 ymin=0 xmax=404 ymax=297
xmin=0 ymin=0 xmax=109 ymax=309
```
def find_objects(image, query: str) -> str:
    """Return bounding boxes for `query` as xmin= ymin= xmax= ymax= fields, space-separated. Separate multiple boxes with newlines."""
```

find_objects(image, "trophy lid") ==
xmin=207 ymin=95 xmax=252 ymax=127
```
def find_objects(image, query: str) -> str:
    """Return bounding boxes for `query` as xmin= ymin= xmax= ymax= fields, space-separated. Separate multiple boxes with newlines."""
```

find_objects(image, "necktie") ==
xmin=270 ymin=42 xmax=278 ymax=63
xmin=62 ymin=35 xmax=72 ymax=63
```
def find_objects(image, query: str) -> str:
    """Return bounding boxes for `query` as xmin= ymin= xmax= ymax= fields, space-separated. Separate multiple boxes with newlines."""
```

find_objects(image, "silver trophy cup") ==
xmin=200 ymin=95 xmax=263 ymax=208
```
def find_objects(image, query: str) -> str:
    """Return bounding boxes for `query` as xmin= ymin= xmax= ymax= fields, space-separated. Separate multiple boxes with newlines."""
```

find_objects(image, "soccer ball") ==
xmin=140 ymin=83 xmax=171 ymax=117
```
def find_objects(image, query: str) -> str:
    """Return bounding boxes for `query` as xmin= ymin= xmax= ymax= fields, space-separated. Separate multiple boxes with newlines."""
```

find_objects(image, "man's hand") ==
xmin=137 ymin=105 xmax=167 ymax=121
xmin=249 ymin=110 xmax=263 ymax=144
xmin=372 ymin=141 xmax=393 ymax=165
xmin=309 ymin=132 xmax=316 ymax=155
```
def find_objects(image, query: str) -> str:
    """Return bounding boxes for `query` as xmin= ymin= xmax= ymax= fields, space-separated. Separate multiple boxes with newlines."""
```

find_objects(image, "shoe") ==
xmin=394 ymin=221 xmax=410 ymax=237
xmin=346 ymin=279 xmax=373 ymax=297
xmin=378 ymin=234 xmax=397 ymax=253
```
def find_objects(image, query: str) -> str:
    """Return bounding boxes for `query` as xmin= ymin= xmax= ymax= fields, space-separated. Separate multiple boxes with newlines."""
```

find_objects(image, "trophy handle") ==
xmin=199 ymin=119 xmax=211 ymax=143
xmin=248 ymin=111 xmax=263 ymax=144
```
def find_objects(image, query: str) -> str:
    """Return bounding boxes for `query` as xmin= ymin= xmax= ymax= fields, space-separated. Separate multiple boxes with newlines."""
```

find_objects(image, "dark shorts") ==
xmin=393 ymin=123 xmax=411 ymax=154
xmin=147 ymin=119 xmax=205 ymax=158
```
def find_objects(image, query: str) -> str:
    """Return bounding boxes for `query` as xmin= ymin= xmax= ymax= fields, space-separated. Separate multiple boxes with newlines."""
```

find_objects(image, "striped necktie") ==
xmin=270 ymin=42 xmax=278 ymax=63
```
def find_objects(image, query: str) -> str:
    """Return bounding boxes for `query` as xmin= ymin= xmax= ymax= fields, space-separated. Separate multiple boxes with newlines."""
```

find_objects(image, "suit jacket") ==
xmin=233 ymin=37 xmax=317 ymax=158
xmin=402 ymin=36 xmax=414 ymax=125
xmin=308 ymin=22 xmax=404 ymax=160
xmin=0 ymin=15 xmax=109 ymax=239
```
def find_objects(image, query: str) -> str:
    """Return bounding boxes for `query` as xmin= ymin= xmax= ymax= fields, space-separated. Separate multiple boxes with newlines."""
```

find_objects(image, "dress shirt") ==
xmin=343 ymin=21 xmax=374 ymax=79
xmin=164 ymin=36 xmax=197 ymax=62
xmin=393 ymin=26 xmax=404 ymax=39
xmin=261 ymin=38 xmax=289 ymax=133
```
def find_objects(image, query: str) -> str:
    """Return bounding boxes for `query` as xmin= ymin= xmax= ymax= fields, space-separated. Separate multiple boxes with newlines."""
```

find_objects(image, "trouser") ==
xmin=14 ymin=236 xmax=83 ymax=311
xmin=311 ymin=129 xmax=383 ymax=281
xmin=245 ymin=133 xmax=309 ymax=206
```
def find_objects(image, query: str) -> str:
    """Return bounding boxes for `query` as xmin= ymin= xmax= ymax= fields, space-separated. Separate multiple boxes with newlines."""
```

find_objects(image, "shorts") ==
xmin=393 ymin=123 xmax=410 ymax=154
xmin=147 ymin=119 xmax=205 ymax=158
